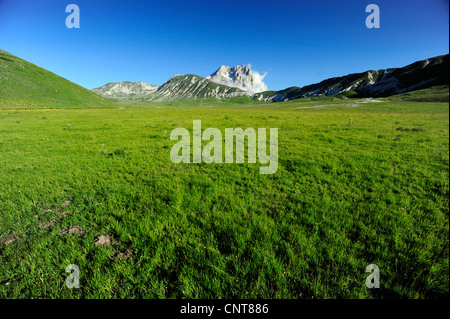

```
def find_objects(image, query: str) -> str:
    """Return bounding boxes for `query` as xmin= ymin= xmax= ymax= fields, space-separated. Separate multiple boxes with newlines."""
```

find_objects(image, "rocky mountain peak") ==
xmin=206 ymin=64 xmax=268 ymax=93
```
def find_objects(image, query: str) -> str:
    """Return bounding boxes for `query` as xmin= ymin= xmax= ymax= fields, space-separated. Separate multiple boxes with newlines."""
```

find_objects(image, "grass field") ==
xmin=0 ymin=97 xmax=448 ymax=299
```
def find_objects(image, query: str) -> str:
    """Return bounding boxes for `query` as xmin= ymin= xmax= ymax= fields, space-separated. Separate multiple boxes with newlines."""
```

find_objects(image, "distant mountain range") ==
xmin=92 ymin=54 xmax=449 ymax=102
xmin=254 ymin=54 xmax=449 ymax=102
xmin=137 ymin=74 xmax=249 ymax=101
xmin=0 ymin=48 xmax=448 ymax=109
xmin=92 ymin=69 xmax=253 ymax=102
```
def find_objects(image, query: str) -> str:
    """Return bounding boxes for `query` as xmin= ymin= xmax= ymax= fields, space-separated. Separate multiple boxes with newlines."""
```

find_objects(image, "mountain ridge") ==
xmin=254 ymin=54 xmax=448 ymax=101
xmin=92 ymin=73 xmax=251 ymax=102
xmin=92 ymin=54 xmax=448 ymax=102
xmin=2 ymin=48 xmax=446 ymax=107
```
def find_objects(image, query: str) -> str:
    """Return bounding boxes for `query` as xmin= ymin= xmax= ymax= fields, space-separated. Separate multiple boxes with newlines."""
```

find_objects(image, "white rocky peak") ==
xmin=206 ymin=65 xmax=268 ymax=93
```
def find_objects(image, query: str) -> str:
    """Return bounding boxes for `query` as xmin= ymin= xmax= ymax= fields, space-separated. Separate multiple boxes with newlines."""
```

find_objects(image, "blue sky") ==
xmin=0 ymin=0 xmax=448 ymax=91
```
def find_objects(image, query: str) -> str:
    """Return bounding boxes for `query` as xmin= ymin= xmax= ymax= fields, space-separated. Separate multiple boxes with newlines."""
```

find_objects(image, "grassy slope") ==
xmin=386 ymin=85 xmax=449 ymax=103
xmin=0 ymin=98 xmax=448 ymax=299
xmin=0 ymin=50 xmax=115 ymax=109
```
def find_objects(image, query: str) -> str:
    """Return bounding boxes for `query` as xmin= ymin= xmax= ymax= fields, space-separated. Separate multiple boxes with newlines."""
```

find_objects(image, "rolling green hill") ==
xmin=0 ymin=49 xmax=115 ymax=109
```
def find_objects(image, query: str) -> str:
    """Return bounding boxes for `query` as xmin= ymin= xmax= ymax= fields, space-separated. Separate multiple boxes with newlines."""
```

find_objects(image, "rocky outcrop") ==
xmin=206 ymin=65 xmax=268 ymax=93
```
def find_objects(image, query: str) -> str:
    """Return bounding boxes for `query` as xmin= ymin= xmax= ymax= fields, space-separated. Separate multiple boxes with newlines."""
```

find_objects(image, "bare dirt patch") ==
xmin=0 ymin=235 xmax=17 ymax=246
xmin=61 ymin=200 xmax=73 ymax=207
xmin=110 ymin=248 xmax=134 ymax=261
xmin=60 ymin=225 xmax=84 ymax=236
xmin=40 ymin=217 xmax=62 ymax=229
xmin=94 ymin=235 xmax=112 ymax=246
xmin=39 ymin=211 xmax=75 ymax=229
xmin=35 ymin=200 xmax=74 ymax=220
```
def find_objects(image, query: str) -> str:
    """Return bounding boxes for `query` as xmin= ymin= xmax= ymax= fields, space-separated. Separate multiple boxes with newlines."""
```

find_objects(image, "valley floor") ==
xmin=0 ymin=99 xmax=448 ymax=298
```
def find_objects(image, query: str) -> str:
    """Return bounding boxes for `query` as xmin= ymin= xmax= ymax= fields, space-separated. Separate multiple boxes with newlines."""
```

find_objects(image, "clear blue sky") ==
xmin=0 ymin=0 xmax=448 ymax=91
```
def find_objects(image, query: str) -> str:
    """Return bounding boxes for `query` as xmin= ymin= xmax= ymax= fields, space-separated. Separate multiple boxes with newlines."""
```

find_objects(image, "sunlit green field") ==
xmin=0 ymin=98 xmax=448 ymax=298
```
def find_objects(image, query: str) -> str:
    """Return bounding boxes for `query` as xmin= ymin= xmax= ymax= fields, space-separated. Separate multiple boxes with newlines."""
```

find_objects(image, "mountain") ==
xmin=356 ymin=55 xmax=448 ymax=97
xmin=254 ymin=54 xmax=449 ymax=102
xmin=4 ymin=49 xmax=445 ymax=107
xmin=206 ymin=65 xmax=268 ymax=93
xmin=0 ymin=49 xmax=114 ymax=109
xmin=154 ymin=74 xmax=250 ymax=101
xmin=92 ymin=54 xmax=448 ymax=103
xmin=92 ymin=81 xmax=158 ymax=100
xmin=91 ymin=64 xmax=267 ymax=101
xmin=92 ymin=74 xmax=251 ymax=102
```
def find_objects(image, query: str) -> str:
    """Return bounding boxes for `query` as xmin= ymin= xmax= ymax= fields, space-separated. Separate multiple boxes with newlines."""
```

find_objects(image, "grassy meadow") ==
xmin=0 ymin=97 xmax=448 ymax=298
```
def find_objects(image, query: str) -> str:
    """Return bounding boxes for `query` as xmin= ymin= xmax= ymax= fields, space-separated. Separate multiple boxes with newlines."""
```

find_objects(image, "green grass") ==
xmin=0 ymin=50 xmax=114 ymax=109
xmin=386 ymin=85 xmax=449 ymax=103
xmin=0 ymin=98 xmax=448 ymax=299
xmin=122 ymin=96 xmax=267 ymax=107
